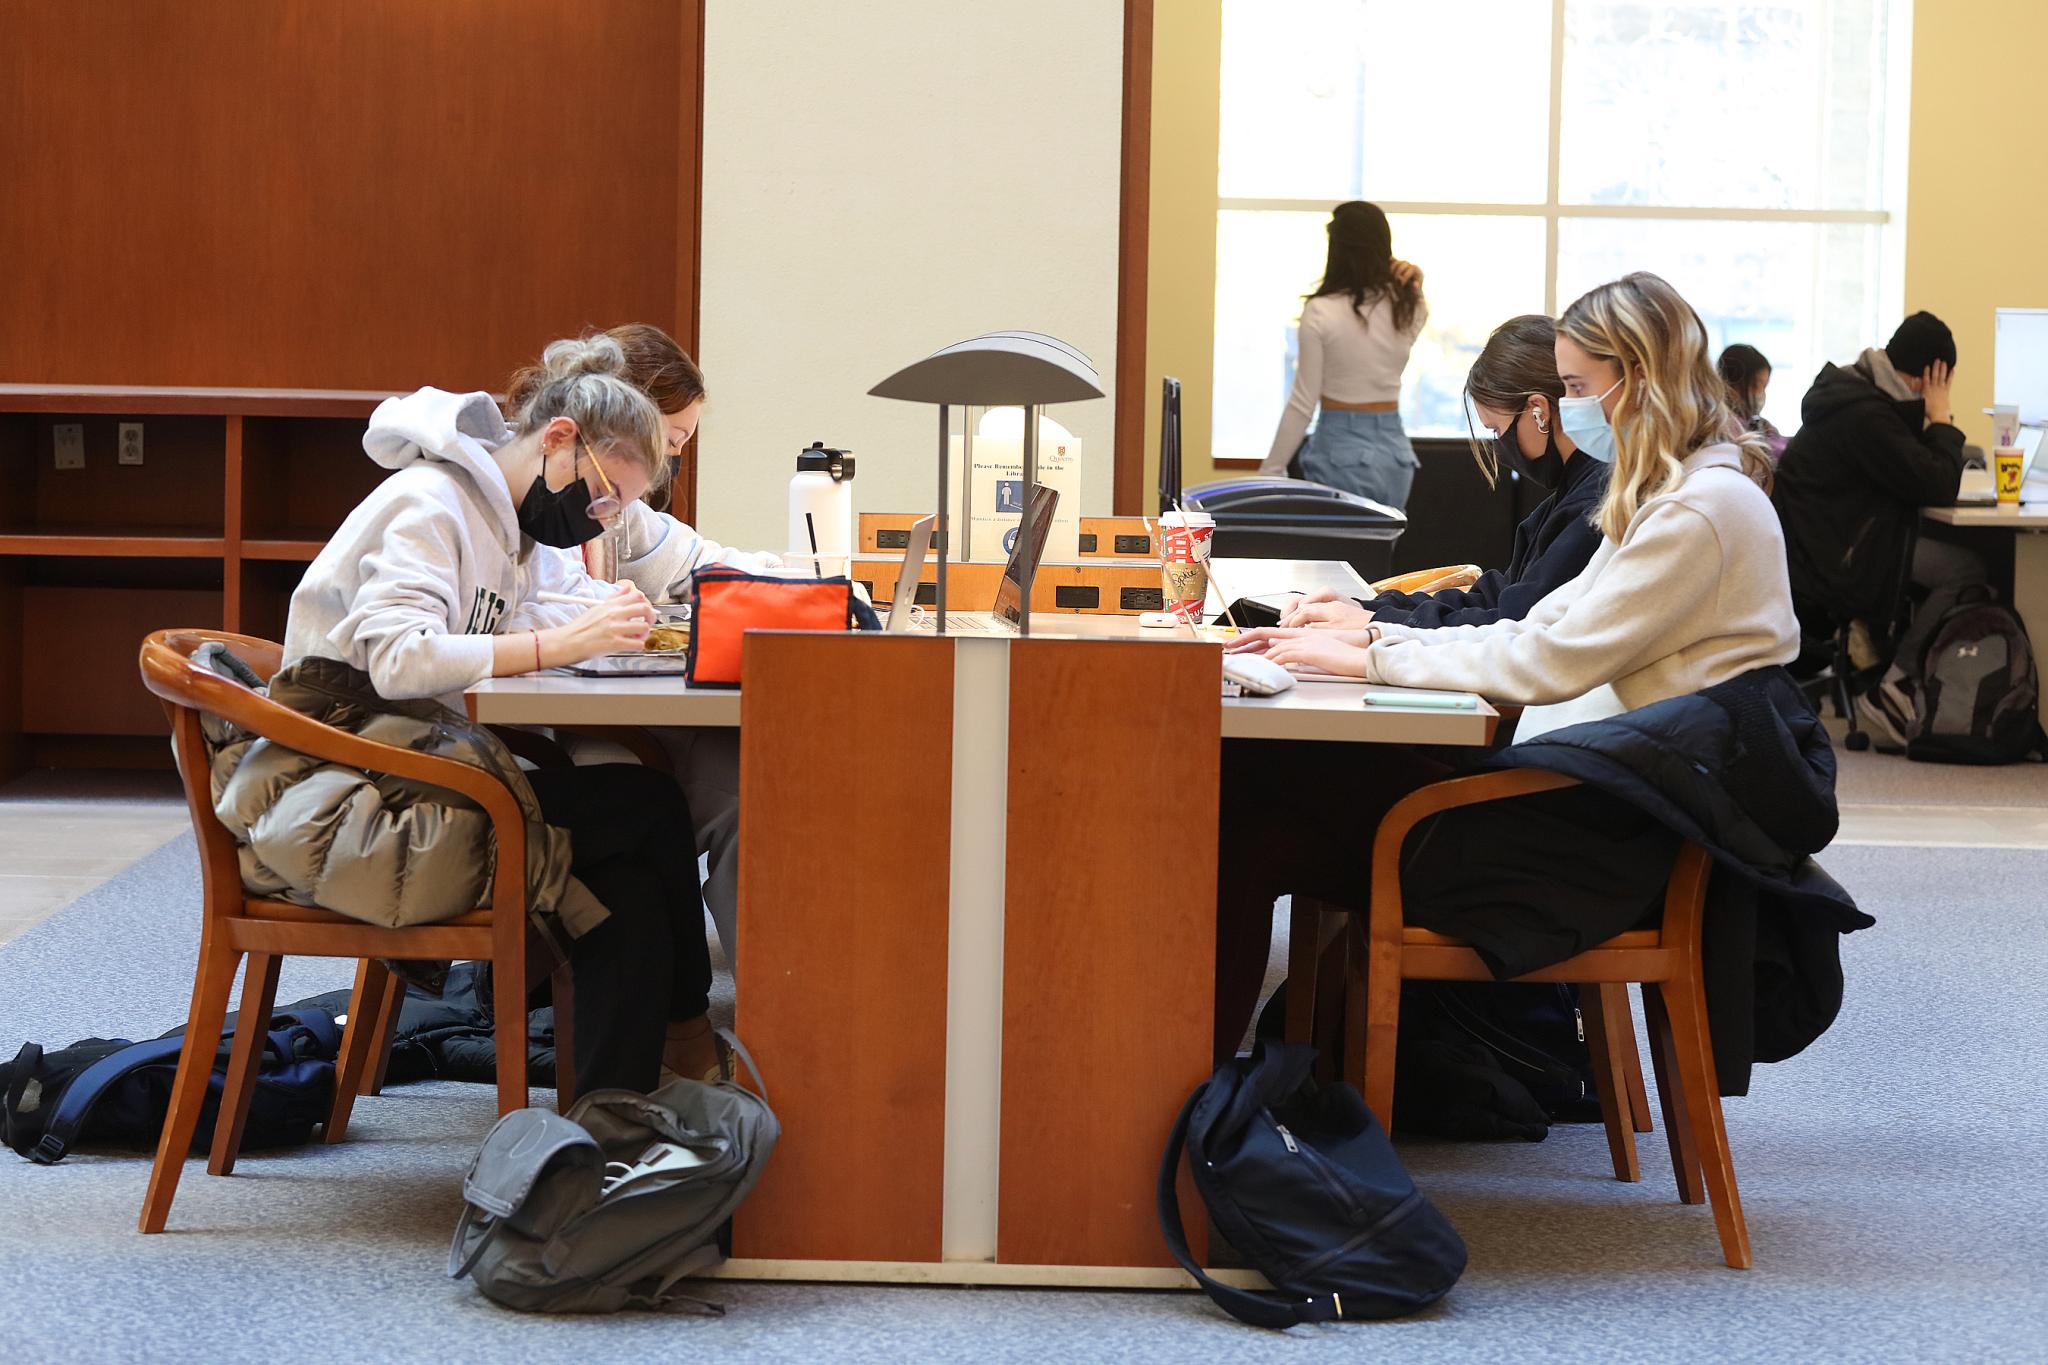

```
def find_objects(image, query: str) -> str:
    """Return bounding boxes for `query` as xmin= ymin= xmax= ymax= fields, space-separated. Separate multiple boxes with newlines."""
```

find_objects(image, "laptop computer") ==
xmin=888 ymin=484 xmax=1061 ymax=633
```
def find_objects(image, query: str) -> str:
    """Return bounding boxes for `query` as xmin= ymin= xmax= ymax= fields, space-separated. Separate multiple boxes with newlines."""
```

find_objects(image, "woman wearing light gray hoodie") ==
xmin=508 ymin=325 xmax=776 ymax=968
xmin=284 ymin=334 xmax=723 ymax=1091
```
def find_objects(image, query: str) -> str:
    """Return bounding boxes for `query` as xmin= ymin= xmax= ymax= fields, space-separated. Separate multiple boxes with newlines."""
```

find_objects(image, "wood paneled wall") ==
xmin=0 ymin=1 xmax=698 ymax=394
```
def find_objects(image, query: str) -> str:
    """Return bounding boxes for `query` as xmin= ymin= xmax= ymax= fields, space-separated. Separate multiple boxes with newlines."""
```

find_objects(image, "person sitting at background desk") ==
xmin=1272 ymin=313 xmax=1609 ymax=634
xmin=1212 ymin=272 xmax=1803 ymax=1059
xmin=1771 ymin=311 xmax=1979 ymax=698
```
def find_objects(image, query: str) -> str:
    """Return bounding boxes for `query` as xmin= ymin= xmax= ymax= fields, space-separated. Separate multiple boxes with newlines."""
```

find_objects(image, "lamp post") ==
xmin=870 ymin=331 xmax=1103 ymax=636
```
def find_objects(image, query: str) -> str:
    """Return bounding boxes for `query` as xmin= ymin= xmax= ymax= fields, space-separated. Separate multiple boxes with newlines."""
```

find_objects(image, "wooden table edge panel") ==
xmin=707 ymin=1258 xmax=1270 ymax=1290
xmin=999 ymin=637 xmax=1218 ymax=1268
xmin=732 ymin=633 xmax=954 ymax=1263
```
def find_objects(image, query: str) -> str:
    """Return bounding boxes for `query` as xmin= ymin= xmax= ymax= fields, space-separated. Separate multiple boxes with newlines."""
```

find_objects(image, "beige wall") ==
xmin=697 ymin=0 xmax=1125 ymax=554
xmin=1147 ymin=0 xmax=2035 ymax=461
xmin=1904 ymin=0 xmax=2048 ymax=449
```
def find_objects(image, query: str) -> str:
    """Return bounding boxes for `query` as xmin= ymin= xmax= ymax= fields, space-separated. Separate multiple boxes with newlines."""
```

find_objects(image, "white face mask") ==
xmin=1556 ymin=378 xmax=1623 ymax=463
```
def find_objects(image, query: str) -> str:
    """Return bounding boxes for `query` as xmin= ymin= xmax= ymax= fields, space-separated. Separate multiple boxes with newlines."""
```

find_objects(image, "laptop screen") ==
xmin=992 ymin=483 xmax=1061 ymax=627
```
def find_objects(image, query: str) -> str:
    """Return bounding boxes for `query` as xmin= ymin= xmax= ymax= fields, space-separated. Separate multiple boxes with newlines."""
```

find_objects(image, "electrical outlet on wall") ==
xmin=118 ymin=422 xmax=145 ymax=465
xmin=53 ymin=423 xmax=85 ymax=470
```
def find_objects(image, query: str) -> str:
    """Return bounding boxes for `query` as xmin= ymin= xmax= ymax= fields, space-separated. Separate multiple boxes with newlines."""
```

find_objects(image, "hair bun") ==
xmin=538 ymin=333 xmax=627 ymax=384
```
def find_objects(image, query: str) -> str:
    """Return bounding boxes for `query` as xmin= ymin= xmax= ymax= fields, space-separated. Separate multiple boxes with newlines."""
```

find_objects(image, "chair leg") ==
xmin=325 ymin=958 xmax=390 ymax=1144
xmin=1622 ymin=986 xmax=1654 ymax=1134
xmin=1578 ymin=983 xmax=1640 ymax=1183
xmin=1310 ymin=914 xmax=1348 ymax=1083
xmin=359 ymin=967 xmax=404 ymax=1096
xmin=1359 ymin=930 xmax=1400 ymax=1131
xmin=495 ymin=957 xmax=530 ymax=1118
xmin=1650 ymin=977 xmax=1752 ymax=1269
xmin=140 ymin=930 xmax=242 ymax=1233
xmin=1642 ymin=984 xmax=1706 ymax=1205
xmin=550 ymin=963 xmax=577 ymax=1115
xmin=207 ymin=952 xmax=282 ymax=1177
xmin=1283 ymin=898 xmax=1319 ymax=1045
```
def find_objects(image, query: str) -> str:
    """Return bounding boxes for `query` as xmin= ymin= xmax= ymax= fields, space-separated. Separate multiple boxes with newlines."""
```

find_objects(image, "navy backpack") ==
xmin=1 ymin=1008 xmax=341 ymax=1164
xmin=1157 ymin=1042 xmax=1467 ymax=1328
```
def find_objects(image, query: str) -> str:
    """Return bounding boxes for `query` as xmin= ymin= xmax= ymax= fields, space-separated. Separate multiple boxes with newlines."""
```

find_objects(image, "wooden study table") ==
xmin=466 ymin=614 xmax=1495 ymax=1290
xmin=1924 ymin=502 xmax=2048 ymax=717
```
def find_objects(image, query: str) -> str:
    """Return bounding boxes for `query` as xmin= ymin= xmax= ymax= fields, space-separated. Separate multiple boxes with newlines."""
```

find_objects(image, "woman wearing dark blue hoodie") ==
xmin=1276 ymin=315 xmax=1610 ymax=634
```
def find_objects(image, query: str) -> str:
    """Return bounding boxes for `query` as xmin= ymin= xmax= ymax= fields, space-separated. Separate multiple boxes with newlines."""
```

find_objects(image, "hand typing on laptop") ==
xmin=1277 ymin=588 xmax=1376 ymax=629
xmin=1227 ymin=625 xmax=1380 ymax=679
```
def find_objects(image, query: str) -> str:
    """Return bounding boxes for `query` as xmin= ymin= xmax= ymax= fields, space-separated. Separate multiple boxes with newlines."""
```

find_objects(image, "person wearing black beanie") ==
xmin=1886 ymin=311 xmax=1958 ymax=377
xmin=1772 ymin=308 xmax=1977 ymax=713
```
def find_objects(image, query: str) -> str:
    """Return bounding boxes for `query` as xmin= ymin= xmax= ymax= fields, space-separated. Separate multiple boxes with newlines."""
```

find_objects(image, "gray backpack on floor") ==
xmin=1904 ymin=588 xmax=2043 ymax=765
xmin=448 ymin=1036 xmax=778 ymax=1314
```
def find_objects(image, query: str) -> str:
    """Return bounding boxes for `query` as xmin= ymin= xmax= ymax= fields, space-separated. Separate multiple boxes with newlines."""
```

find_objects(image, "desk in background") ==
xmin=1924 ymin=504 xmax=2048 ymax=717
xmin=465 ymin=606 xmax=1494 ymax=1289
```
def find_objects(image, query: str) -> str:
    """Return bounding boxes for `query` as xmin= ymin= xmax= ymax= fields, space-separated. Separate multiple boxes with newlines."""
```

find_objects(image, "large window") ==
xmin=1213 ymin=0 xmax=1907 ymax=459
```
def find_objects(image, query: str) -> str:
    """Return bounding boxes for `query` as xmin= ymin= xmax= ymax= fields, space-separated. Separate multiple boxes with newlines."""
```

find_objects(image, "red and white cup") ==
xmin=1158 ymin=510 xmax=1215 ymax=623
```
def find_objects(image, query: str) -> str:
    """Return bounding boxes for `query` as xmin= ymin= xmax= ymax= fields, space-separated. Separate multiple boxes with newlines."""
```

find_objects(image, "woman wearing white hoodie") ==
xmin=507 ymin=326 xmax=775 ymax=966
xmin=1211 ymin=272 xmax=1801 ymax=1056
xmin=284 ymin=334 xmax=722 ymax=1091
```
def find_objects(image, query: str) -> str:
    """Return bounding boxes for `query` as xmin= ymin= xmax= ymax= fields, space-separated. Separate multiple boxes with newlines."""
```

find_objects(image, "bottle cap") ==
xmin=796 ymin=441 xmax=856 ymax=481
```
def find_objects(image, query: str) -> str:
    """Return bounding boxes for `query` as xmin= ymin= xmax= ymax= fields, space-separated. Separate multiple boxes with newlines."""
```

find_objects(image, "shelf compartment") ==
xmin=0 ymin=526 xmax=226 ymax=558
xmin=241 ymin=416 xmax=388 ymax=546
xmin=0 ymin=413 xmax=229 ymax=538
xmin=21 ymin=585 xmax=223 ymax=737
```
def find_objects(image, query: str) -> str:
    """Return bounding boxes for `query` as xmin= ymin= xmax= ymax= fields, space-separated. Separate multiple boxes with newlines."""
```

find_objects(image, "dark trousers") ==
xmin=1215 ymin=739 xmax=1676 ymax=1063
xmin=527 ymin=764 xmax=710 ymax=1095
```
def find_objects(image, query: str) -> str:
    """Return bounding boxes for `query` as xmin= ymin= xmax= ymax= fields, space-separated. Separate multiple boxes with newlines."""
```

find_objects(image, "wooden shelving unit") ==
xmin=0 ymin=386 xmax=396 ymax=776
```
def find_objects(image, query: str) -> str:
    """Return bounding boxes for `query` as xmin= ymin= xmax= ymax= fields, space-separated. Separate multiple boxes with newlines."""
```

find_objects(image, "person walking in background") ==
xmin=1717 ymin=343 xmax=1781 ymax=440
xmin=1258 ymin=201 xmax=1426 ymax=509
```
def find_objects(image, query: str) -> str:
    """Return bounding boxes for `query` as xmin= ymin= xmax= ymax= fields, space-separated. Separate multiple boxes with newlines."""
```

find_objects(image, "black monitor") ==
xmin=1157 ymin=376 xmax=1182 ymax=513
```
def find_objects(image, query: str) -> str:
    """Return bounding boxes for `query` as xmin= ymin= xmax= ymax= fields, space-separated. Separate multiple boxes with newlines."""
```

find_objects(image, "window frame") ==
xmin=1212 ymin=0 xmax=1915 ymax=447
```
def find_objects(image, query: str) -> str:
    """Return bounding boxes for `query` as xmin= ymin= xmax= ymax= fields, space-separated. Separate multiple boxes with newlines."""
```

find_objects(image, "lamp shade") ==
xmin=868 ymin=330 xmax=1103 ymax=406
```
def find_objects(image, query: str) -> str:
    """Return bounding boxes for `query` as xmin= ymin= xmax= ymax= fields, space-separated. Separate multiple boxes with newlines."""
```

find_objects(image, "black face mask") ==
xmin=1494 ymin=408 xmax=1567 ymax=490
xmin=517 ymin=472 xmax=607 ymax=548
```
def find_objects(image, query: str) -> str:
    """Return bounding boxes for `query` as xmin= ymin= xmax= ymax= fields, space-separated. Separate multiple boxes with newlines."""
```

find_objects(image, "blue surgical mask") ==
xmin=1557 ymin=378 xmax=1623 ymax=464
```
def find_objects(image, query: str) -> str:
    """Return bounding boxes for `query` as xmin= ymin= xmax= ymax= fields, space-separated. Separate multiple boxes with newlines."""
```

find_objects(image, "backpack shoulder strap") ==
xmin=1155 ymin=1084 xmax=1339 ymax=1329
xmin=27 ymin=1035 xmax=190 ymax=1165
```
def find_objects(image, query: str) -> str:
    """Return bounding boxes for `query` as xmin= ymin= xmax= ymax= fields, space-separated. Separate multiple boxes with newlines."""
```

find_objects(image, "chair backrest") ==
xmin=137 ymin=627 xmax=532 ymax=928
xmin=1369 ymin=563 xmax=1482 ymax=597
xmin=138 ymin=630 xmax=290 ymax=918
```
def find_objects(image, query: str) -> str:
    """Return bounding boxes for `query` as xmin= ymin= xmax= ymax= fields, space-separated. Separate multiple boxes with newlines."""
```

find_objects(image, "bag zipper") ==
xmin=1268 ymin=1115 xmax=1362 ymax=1221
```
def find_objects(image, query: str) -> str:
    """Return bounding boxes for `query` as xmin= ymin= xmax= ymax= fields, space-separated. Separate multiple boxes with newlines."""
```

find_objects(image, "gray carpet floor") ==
xmin=2 ymin=833 xmax=2044 ymax=1362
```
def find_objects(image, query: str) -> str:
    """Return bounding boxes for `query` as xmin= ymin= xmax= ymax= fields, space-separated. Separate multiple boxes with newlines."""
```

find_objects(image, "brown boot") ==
xmin=661 ymin=1016 xmax=728 ymax=1085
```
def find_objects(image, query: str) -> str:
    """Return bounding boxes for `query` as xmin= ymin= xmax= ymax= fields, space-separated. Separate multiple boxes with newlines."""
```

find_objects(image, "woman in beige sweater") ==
xmin=1231 ymin=272 xmax=1797 ymax=732
xmin=1214 ymin=272 xmax=1798 ymax=1058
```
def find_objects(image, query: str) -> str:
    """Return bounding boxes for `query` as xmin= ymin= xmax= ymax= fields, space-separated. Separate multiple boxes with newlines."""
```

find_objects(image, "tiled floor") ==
xmin=0 ymin=771 xmax=189 ymax=945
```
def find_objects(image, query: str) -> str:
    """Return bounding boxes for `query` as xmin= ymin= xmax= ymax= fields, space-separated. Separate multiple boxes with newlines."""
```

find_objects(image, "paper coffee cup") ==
xmin=1995 ymin=445 xmax=2025 ymax=507
xmin=1158 ymin=511 xmax=1215 ymax=622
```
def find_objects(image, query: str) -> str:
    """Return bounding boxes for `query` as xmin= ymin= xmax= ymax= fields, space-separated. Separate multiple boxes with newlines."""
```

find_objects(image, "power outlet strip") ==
xmin=53 ymin=423 xmax=84 ymax=470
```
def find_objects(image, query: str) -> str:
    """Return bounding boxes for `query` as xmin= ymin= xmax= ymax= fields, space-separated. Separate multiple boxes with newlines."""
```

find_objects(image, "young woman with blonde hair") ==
xmin=1213 ymin=272 xmax=1804 ymax=1059
xmin=278 ymin=334 xmax=723 ymax=1091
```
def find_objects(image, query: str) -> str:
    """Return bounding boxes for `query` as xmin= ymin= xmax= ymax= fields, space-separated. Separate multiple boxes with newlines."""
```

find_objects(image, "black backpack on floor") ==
xmin=1 ymin=1008 xmax=340 ymax=1164
xmin=1906 ymin=589 xmax=2043 ymax=764
xmin=1157 ymin=1042 xmax=1466 ymax=1328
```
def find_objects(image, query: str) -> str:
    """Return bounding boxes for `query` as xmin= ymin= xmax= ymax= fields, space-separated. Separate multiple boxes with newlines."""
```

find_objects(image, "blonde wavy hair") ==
xmin=1558 ymin=273 xmax=1771 ymax=541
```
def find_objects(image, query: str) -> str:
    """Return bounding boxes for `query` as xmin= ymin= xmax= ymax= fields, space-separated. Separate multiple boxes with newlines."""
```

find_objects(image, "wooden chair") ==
xmin=137 ymin=629 xmax=576 ymax=1233
xmin=1368 ymin=563 xmax=1484 ymax=596
xmin=1289 ymin=769 xmax=1749 ymax=1269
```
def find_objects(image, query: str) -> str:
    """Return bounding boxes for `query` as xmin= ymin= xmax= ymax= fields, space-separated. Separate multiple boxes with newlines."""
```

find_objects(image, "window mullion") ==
xmin=1546 ymin=0 xmax=1566 ymax=316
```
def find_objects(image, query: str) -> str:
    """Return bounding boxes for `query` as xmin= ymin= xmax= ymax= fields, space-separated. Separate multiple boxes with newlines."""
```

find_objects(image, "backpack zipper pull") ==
xmin=1574 ymin=1007 xmax=1585 ymax=1043
xmin=1275 ymin=1122 xmax=1300 ymax=1154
